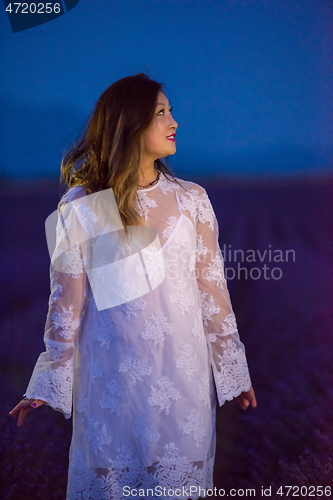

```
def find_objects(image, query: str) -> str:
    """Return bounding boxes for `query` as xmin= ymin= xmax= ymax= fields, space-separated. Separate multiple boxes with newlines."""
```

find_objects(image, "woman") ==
xmin=10 ymin=73 xmax=256 ymax=499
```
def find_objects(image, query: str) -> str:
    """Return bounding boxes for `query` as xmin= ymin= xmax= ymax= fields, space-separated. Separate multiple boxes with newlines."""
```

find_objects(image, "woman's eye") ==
xmin=157 ymin=108 xmax=173 ymax=115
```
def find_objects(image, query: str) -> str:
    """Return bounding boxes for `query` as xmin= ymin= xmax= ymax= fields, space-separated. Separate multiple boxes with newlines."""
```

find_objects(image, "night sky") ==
xmin=0 ymin=0 xmax=332 ymax=179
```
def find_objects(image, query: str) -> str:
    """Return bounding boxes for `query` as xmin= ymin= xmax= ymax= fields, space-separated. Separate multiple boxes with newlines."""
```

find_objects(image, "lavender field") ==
xmin=1 ymin=177 xmax=332 ymax=499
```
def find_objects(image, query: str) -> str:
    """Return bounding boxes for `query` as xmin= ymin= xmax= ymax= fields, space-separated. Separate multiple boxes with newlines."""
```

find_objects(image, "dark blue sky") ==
xmin=0 ymin=0 xmax=332 ymax=179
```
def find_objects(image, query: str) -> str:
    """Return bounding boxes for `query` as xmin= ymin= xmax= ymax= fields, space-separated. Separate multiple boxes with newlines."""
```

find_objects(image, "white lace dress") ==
xmin=24 ymin=172 xmax=252 ymax=500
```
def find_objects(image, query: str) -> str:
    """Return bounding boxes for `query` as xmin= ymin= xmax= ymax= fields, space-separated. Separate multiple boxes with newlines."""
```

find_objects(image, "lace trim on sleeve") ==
xmin=207 ymin=337 xmax=252 ymax=405
xmin=24 ymin=357 xmax=74 ymax=418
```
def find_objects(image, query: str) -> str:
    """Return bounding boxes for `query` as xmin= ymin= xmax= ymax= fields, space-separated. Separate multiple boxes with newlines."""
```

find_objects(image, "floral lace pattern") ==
xmin=162 ymin=215 xmax=190 ymax=250
xmin=159 ymin=175 xmax=180 ymax=195
xmin=141 ymin=311 xmax=175 ymax=347
xmin=49 ymin=281 xmax=63 ymax=304
xmin=88 ymin=355 xmax=102 ymax=383
xmin=91 ymin=310 xmax=119 ymax=347
xmin=203 ymin=254 xmax=226 ymax=289
xmin=44 ymin=339 xmax=73 ymax=361
xmin=196 ymin=235 xmax=208 ymax=260
xmin=213 ymin=338 xmax=252 ymax=404
xmin=132 ymin=414 xmax=161 ymax=451
xmin=200 ymin=291 xmax=220 ymax=325
xmin=183 ymin=409 xmax=206 ymax=448
xmin=25 ymin=359 xmax=74 ymax=418
xmin=196 ymin=192 xmax=215 ymax=230
xmin=169 ymin=279 xmax=195 ymax=316
xmin=119 ymin=283 xmax=139 ymax=303
xmin=188 ymin=248 xmax=197 ymax=273
xmin=60 ymin=244 xmax=84 ymax=278
xmin=52 ymin=305 xmax=81 ymax=340
xmin=178 ymin=189 xmax=199 ymax=220
xmin=154 ymin=443 xmax=206 ymax=489
xmin=148 ymin=377 xmax=181 ymax=414
xmin=162 ymin=216 xmax=179 ymax=239
xmin=67 ymin=443 xmax=211 ymax=500
xmin=86 ymin=417 xmax=113 ymax=456
xmin=121 ymin=295 xmax=146 ymax=321
xmin=191 ymin=310 xmax=205 ymax=344
xmin=134 ymin=191 xmax=157 ymax=220
xmin=81 ymin=309 xmax=119 ymax=357
xmin=178 ymin=189 xmax=215 ymax=229
xmin=198 ymin=375 xmax=211 ymax=408
xmin=119 ymin=348 xmax=152 ymax=386
xmin=99 ymin=379 xmax=125 ymax=416
xmin=221 ymin=312 xmax=238 ymax=336
xmin=176 ymin=343 xmax=199 ymax=381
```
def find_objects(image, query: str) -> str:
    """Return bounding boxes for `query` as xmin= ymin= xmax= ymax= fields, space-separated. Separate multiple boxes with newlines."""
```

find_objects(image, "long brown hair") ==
xmin=61 ymin=73 xmax=178 ymax=227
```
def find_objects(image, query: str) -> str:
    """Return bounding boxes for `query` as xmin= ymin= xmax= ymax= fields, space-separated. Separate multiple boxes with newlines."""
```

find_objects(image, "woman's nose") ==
xmin=170 ymin=117 xmax=178 ymax=129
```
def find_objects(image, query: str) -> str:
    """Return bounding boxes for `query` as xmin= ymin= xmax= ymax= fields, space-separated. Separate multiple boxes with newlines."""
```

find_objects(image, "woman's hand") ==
xmin=8 ymin=398 xmax=46 ymax=427
xmin=236 ymin=386 xmax=257 ymax=410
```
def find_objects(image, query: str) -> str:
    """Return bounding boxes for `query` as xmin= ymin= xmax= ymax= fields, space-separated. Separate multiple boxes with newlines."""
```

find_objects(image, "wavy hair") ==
xmin=61 ymin=73 xmax=178 ymax=227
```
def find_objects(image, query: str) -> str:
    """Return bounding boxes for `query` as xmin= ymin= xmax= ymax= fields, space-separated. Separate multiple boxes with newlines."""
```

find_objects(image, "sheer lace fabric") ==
xmin=25 ymin=173 xmax=252 ymax=500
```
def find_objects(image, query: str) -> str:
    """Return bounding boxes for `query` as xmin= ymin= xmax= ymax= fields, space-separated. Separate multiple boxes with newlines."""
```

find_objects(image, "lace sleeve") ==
xmin=24 ymin=188 xmax=88 ymax=419
xmin=195 ymin=188 xmax=252 ymax=406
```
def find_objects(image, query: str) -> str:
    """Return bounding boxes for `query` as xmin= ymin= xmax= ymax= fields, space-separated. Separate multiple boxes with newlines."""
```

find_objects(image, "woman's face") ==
xmin=142 ymin=91 xmax=178 ymax=162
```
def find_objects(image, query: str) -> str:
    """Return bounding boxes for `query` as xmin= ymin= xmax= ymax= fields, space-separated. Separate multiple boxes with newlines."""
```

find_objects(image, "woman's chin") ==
xmin=159 ymin=148 xmax=176 ymax=159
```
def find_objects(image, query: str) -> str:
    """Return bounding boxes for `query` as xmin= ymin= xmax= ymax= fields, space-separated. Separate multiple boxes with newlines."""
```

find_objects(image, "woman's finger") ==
xmin=9 ymin=398 xmax=46 ymax=426
xmin=250 ymin=392 xmax=258 ymax=408
xmin=243 ymin=398 xmax=250 ymax=408
xmin=17 ymin=406 xmax=32 ymax=427
xmin=9 ymin=399 xmax=32 ymax=417
xmin=247 ymin=387 xmax=257 ymax=408
xmin=236 ymin=387 xmax=257 ymax=410
xmin=238 ymin=396 xmax=250 ymax=410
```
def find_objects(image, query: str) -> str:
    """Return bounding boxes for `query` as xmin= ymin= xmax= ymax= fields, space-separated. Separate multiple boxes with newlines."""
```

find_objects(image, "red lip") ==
xmin=166 ymin=135 xmax=176 ymax=142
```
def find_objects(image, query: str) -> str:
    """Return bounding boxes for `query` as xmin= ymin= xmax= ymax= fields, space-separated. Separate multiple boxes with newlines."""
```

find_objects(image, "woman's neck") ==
xmin=138 ymin=163 xmax=158 ymax=188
